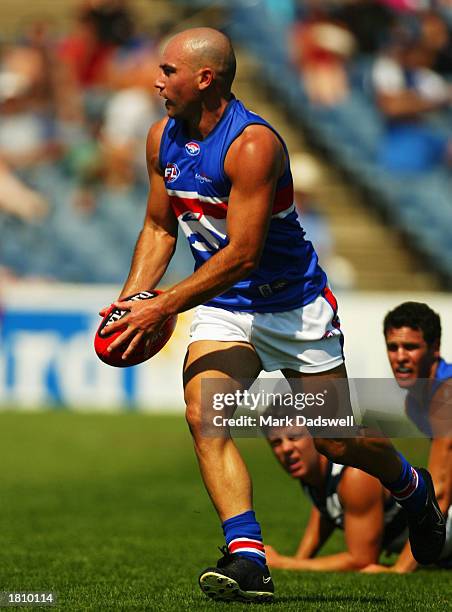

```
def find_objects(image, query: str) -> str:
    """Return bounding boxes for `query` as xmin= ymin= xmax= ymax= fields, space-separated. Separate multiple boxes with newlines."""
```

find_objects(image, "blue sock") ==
xmin=384 ymin=453 xmax=428 ymax=514
xmin=222 ymin=510 xmax=266 ymax=568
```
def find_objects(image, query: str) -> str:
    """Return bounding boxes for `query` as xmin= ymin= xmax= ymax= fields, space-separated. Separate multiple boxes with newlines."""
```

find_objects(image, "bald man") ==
xmin=102 ymin=28 xmax=445 ymax=602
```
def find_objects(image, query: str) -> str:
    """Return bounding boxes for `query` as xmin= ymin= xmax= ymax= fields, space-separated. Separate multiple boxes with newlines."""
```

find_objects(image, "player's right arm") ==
xmin=119 ymin=117 xmax=178 ymax=299
xmin=294 ymin=506 xmax=335 ymax=559
xmin=266 ymin=506 xmax=335 ymax=569
xmin=428 ymin=383 xmax=452 ymax=514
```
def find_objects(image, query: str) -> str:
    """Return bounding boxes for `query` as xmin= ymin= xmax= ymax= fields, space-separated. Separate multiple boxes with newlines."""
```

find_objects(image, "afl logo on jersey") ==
xmin=185 ymin=142 xmax=200 ymax=156
xmin=165 ymin=163 xmax=180 ymax=183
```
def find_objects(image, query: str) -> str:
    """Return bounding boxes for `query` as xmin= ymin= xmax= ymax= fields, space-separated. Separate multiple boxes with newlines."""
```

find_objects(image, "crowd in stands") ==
xmin=0 ymin=0 xmax=193 ymax=284
xmin=228 ymin=0 xmax=452 ymax=285
xmin=2 ymin=0 xmax=452 ymax=287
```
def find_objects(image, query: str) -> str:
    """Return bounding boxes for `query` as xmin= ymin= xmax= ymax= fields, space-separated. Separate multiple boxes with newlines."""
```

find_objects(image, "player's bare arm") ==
xmin=295 ymin=506 xmax=335 ymax=559
xmin=266 ymin=506 xmax=334 ymax=568
xmin=427 ymin=437 xmax=452 ymax=512
xmin=268 ymin=469 xmax=384 ymax=571
xmin=106 ymin=125 xmax=284 ymax=357
xmin=99 ymin=117 xmax=177 ymax=322
xmin=120 ymin=118 xmax=177 ymax=298
xmin=429 ymin=382 xmax=452 ymax=450
xmin=341 ymin=468 xmax=384 ymax=570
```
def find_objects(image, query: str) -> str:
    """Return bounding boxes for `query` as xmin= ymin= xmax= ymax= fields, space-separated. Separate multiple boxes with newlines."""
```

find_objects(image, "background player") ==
xmin=364 ymin=301 xmax=452 ymax=573
xmin=101 ymin=28 xmax=445 ymax=601
xmin=263 ymin=426 xmax=452 ymax=572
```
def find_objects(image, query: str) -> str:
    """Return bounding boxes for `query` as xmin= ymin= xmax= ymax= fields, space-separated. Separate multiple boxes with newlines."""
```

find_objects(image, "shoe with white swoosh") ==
xmin=199 ymin=546 xmax=274 ymax=602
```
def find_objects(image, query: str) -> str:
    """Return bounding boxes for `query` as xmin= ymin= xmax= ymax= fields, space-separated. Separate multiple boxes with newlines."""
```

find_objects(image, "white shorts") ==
xmin=189 ymin=290 xmax=344 ymax=373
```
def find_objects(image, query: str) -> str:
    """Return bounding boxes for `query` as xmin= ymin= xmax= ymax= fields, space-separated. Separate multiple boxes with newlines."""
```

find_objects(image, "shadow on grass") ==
xmin=211 ymin=594 xmax=387 ymax=606
xmin=273 ymin=595 xmax=387 ymax=605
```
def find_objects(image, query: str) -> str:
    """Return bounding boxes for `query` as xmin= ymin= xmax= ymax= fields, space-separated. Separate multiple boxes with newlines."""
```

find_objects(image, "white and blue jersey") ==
xmin=406 ymin=358 xmax=452 ymax=438
xmin=159 ymin=96 xmax=327 ymax=313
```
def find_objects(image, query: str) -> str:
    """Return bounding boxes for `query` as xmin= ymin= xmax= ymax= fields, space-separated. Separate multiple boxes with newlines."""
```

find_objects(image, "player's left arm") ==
xmin=106 ymin=125 xmax=284 ymax=357
xmin=268 ymin=469 xmax=384 ymax=571
xmin=427 ymin=383 xmax=452 ymax=513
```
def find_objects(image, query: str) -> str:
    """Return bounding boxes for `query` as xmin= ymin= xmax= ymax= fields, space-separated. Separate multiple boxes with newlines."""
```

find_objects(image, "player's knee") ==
xmin=185 ymin=401 xmax=203 ymax=438
xmin=314 ymin=437 xmax=351 ymax=463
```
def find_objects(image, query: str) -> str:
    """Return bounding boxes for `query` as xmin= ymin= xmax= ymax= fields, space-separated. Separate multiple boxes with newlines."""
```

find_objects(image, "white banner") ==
xmin=0 ymin=284 xmax=190 ymax=410
xmin=0 ymin=284 xmax=451 ymax=410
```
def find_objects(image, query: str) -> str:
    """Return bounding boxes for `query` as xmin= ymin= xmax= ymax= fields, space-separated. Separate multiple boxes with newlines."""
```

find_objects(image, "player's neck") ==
xmin=408 ymin=357 xmax=441 ymax=399
xmin=429 ymin=357 xmax=440 ymax=381
xmin=186 ymin=96 xmax=231 ymax=140
xmin=302 ymin=455 xmax=329 ymax=491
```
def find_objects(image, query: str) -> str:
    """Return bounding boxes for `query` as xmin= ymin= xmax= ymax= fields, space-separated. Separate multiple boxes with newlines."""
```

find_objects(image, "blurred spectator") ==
xmin=0 ymin=160 xmax=48 ymax=221
xmin=0 ymin=45 xmax=61 ymax=169
xmin=291 ymin=153 xmax=356 ymax=290
xmin=57 ymin=0 xmax=164 ymax=189
xmin=420 ymin=10 xmax=452 ymax=75
xmin=372 ymin=12 xmax=452 ymax=172
xmin=439 ymin=1 xmax=452 ymax=25
xmin=0 ymin=0 xmax=175 ymax=284
xmin=378 ymin=0 xmax=429 ymax=11
xmin=0 ymin=45 xmax=54 ymax=221
xmin=99 ymin=20 xmax=164 ymax=188
xmin=58 ymin=0 xmax=133 ymax=89
xmin=101 ymin=87 xmax=162 ymax=187
xmin=332 ymin=0 xmax=394 ymax=54
xmin=291 ymin=10 xmax=356 ymax=107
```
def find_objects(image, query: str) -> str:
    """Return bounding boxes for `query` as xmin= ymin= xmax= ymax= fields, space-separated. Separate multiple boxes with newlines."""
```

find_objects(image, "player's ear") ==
xmin=198 ymin=67 xmax=214 ymax=90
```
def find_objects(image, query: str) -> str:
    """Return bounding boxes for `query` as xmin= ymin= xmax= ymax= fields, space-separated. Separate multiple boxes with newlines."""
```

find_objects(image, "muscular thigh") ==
xmin=184 ymin=341 xmax=262 ymax=418
xmin=282 ymin=363 xmax=353 ymax=424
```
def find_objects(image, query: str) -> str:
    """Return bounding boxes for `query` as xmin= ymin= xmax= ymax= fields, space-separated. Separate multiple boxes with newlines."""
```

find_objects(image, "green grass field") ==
xmin=0 ymin=412 xmax=450 ymax=611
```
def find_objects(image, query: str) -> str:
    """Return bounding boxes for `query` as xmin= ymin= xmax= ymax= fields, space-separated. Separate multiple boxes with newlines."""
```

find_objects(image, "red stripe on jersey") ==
xmin=170 ymin=184 xmax=292 ymax=220
xmin=228 ymin=540 xmax=265 ymax=554
xmin=272 ymin=182 xmax=294 ymax=215
xmin=170 ymin=195 xmax=227 ymax=220
xmin=322 ymin=286 xmax=338 ymax=313
xmin=322 ymin=286 xmax=341 ymax=330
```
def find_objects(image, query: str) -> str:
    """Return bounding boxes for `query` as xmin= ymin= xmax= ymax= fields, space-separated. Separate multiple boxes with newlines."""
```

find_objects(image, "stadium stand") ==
xmin=1 ymin=0 xmax=451 ymax=289
xmin=225 ymin=1 xmax=452 ymax=288
xmin=0 ymin=0 xmax=195 ymax=284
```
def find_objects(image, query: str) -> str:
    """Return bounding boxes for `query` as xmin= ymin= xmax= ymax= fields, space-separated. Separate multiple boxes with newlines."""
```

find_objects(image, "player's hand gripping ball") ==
xmin=94 ymin=290 xmax=177 ymax=367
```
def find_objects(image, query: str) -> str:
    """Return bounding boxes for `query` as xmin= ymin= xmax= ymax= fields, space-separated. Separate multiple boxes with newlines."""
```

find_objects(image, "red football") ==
xmin=94 ymin=290 xmax=177 ymax=367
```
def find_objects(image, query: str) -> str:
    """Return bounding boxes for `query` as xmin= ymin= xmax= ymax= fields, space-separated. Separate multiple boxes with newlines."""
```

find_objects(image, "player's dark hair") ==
xmin=383 ymin=302 xmax=441 ymax=346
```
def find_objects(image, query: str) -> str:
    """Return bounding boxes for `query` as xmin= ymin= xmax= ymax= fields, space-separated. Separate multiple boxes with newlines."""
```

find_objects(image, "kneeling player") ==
xmin=364 ymin=301 xmax=452 ymax=572
xmin=264 ymin=428 xmax=452 ymax=572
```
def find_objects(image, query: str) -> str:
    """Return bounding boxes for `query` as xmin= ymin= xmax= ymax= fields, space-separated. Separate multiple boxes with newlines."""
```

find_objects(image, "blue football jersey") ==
xmin=159 ymin=96 xmax=327 ymax=312
xmin=406 ymin=358 xmax=452 ymax=438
